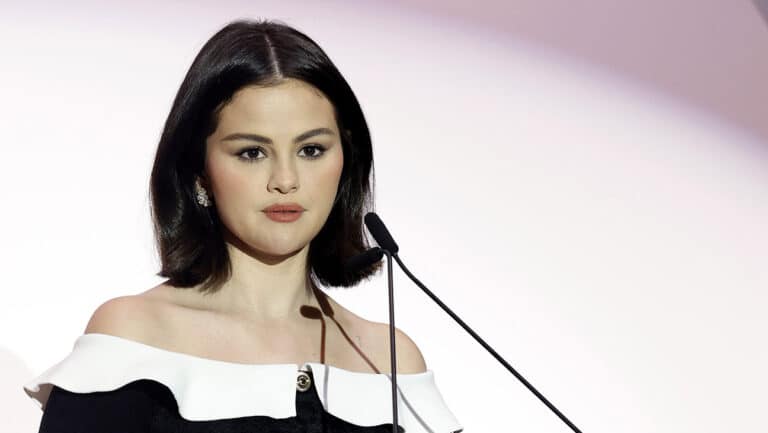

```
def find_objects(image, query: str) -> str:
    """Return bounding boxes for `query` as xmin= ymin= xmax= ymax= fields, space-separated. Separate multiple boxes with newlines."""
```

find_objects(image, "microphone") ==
xmin=346 ymin=212 xmax=584 ymax=433
xmin=363 ymin=213 xmax=398 ymax=254
xmin=343 ymin=246 xmax=383 ymax=273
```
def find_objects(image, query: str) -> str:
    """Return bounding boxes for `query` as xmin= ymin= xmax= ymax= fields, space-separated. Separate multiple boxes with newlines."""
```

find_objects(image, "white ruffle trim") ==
xmin=23 ymin=333 xmax=463 ymax=433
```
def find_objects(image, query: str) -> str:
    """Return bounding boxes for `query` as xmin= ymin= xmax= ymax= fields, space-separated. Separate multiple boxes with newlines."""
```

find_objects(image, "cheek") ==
xmin=207 ymin=157 xmax=257 ymax=207
xmin=317 ymin=152 xmax=344 ymax=195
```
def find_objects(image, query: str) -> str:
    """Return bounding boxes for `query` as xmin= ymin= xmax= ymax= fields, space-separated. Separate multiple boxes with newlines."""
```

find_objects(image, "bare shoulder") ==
xmin=371 ymin=320 xmax=428 ymax=374
xmin=324 ymin=295 xmax=427 ymax=374
xmin=83 ymin=289 xmax=166 ymax=341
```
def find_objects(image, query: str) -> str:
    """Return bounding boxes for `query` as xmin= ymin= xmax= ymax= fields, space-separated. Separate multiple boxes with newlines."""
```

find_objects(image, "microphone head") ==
xmin=343 ymin=247 xmax=384 ymax=273
xmin=364 ymin=212 xmax=399 ymax=254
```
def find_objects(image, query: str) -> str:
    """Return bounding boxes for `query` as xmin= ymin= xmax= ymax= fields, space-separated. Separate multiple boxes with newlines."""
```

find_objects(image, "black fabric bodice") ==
xmin=39 ymin=368 xmax=403 ymax=433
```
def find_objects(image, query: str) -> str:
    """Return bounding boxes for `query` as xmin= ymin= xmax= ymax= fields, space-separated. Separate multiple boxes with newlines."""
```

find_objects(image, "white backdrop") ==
xmin=2 ymin=1 xmax=767 ymax=432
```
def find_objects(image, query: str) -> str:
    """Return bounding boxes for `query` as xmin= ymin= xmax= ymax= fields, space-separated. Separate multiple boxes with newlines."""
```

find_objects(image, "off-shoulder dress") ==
xmin=23 ymin=333 xmax=463 ymax=433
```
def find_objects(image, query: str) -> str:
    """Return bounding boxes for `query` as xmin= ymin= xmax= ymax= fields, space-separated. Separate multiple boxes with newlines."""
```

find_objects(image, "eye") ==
xmin=237 ymin=147 xmax=266 ymax=162
xmin=299 ymin=144 xmax=327 ymax=159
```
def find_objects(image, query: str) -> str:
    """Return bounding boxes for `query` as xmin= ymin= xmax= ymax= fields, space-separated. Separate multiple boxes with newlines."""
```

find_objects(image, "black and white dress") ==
xmin=23 ymin=333 xmax=463 ymax=432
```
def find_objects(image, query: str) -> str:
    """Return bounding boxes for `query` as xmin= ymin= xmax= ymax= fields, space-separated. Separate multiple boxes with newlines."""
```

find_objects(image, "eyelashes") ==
xmin=236 ymin=144 xmax=327 ymax=163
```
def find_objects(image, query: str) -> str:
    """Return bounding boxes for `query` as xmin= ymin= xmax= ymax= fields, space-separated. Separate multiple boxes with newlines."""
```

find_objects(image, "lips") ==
xmin=262 ymin=203 xmax=305 ymax=223
xmin=263 ymin=203 xmax=305 ymax=213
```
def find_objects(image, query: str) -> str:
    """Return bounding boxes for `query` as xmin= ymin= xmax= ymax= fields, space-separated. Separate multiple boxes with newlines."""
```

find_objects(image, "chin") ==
xmin=249 ymin=238 xmax=312 ymax=260
xmin=228 ymin=219 xmax=323 ymax=260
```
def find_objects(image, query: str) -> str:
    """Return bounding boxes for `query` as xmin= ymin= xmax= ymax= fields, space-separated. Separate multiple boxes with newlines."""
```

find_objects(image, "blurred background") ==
xmin=2 ymin=1 xmax=767 ymax=432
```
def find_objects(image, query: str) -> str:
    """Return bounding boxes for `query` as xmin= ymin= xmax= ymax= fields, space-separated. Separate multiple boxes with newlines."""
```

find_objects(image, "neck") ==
xmin=201 ymin=238 xmax=317 ymax=322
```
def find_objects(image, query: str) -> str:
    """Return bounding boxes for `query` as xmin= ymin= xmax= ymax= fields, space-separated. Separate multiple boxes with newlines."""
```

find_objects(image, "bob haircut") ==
xmin=149 ymin=18 xmax=381 ymax=295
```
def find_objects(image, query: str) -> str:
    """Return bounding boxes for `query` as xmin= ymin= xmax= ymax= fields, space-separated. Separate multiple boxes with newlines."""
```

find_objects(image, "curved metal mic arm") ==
xmin=390 ymin=252 xmax=583 ymax=433
xmin=356 ymin=212 xmax=584 ymax=433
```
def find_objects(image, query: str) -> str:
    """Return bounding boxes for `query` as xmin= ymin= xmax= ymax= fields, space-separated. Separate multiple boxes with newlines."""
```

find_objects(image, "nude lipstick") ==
xmin=262 ymin=203 xmax=305 ymax=222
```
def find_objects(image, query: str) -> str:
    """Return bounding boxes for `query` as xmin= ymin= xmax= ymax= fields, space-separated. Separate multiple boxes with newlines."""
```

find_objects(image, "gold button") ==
xmin=296 ymin=371 xmax=312 ymax=392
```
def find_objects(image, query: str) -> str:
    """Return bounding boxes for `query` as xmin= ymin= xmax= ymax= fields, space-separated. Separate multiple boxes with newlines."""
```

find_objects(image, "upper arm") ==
xmin=83 ymin=296 xmax=150 ymax=340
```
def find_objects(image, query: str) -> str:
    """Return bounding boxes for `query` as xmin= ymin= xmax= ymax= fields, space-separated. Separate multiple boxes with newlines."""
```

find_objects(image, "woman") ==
xmin=23 ymin=19 xmax=463 ymax=433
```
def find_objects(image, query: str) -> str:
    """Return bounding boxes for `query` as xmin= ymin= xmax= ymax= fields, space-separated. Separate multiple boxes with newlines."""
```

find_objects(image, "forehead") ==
xmin=215 ymin=79 xmax=337 ymax=134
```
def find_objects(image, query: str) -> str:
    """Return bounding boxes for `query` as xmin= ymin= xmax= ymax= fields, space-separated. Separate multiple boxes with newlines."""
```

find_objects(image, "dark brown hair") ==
xmin=149 ymin=19 xmax=381 ymax=294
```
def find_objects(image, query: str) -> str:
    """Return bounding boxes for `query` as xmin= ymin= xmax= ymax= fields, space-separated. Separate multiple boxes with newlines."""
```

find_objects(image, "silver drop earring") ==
xmin=195 ymin=179 xmax=212 ymax=207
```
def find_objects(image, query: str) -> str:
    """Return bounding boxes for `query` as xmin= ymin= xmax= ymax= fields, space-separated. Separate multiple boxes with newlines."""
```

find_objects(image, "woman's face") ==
xmin=202 ymin=78 xmax=344 ymax=259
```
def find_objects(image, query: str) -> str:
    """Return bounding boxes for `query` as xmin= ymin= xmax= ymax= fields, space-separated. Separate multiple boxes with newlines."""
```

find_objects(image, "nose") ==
xmin=267 ymin=158 xmax=299 ymax=194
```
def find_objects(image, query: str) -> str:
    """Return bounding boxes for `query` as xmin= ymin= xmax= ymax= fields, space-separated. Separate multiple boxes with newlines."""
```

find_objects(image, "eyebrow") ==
xmin=221 ymin=127 xmax=335 ymax=145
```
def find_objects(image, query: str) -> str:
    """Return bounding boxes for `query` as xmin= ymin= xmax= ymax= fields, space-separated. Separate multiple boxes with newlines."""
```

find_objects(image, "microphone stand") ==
xmin=348 ymin=212 xmax=583 ymax=433
xmin=343 ymin=243 xmax=401 ymax=433
xmin=384 ymin=249 xmax=400 ymax=433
